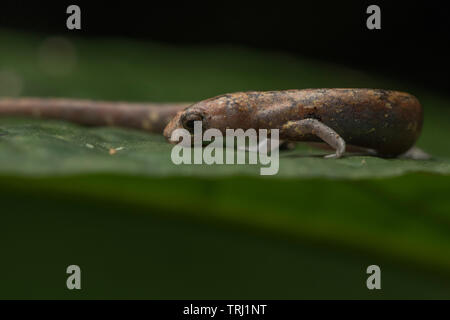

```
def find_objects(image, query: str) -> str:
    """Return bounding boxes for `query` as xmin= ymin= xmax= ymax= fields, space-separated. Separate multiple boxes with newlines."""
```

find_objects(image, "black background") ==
xmin=1 ymin=1 xmax=449 ymax=93
xmin=0 ymin=300 xmax=442 ymax=318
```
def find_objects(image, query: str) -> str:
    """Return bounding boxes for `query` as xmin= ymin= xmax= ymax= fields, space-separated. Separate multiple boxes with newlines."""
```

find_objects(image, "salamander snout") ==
xmin=163 ymin=108 xmax=206 ymax=144
xmin=163 ymin=111 xmax=183 ymax=143
xmin=163 ymin=93 xmax=246 ymax=143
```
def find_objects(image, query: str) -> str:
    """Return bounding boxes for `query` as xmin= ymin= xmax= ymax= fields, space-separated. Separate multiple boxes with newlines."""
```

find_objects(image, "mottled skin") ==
xmin=164 ymin=89 xmax=423 ymax=157
xmin=0 ymin=98 xmax=189 ymax=134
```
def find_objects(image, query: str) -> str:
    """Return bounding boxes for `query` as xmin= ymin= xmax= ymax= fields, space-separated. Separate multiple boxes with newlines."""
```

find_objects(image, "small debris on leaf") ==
xmin=109 ymin=147 xmax=124 ymax=155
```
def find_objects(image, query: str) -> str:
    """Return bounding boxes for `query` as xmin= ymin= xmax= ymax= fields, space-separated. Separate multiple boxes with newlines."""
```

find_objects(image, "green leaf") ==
xmin=1 ymin=117 xmax=449 ymax=178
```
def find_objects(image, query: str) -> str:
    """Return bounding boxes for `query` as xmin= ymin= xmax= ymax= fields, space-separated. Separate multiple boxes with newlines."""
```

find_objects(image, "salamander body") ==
xmin=164 ymin=89 xmax=423 ymax=157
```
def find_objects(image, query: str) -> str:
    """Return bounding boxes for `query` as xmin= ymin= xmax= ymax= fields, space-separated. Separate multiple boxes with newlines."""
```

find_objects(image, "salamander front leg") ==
xmin=281 ymin=118 xmax=346 ymax=158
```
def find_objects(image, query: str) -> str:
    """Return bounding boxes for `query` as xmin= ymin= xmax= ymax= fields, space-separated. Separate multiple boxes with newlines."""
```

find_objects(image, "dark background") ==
xmin=1 ymin=1 xmax=449 ymax=93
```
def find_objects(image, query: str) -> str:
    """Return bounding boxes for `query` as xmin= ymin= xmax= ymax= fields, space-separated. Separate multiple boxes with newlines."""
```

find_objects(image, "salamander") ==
xmin=164 ymin=89 xmax=423 ymax=158
xmin=0 ymin=89 xmax=424 ymax=158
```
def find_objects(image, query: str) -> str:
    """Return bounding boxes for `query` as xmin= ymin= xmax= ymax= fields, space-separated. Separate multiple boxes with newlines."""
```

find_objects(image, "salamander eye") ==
xmin=181 ymin=112 xmax=204 ymax=133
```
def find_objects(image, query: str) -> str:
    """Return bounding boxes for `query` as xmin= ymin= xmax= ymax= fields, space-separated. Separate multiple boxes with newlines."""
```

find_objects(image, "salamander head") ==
xmin=163 ymin=93 xmax=254 ymax=143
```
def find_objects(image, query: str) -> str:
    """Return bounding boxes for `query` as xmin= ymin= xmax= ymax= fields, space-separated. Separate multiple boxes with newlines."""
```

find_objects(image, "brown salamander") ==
xmin=0 ymin=89 xmax=424 ymax=158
